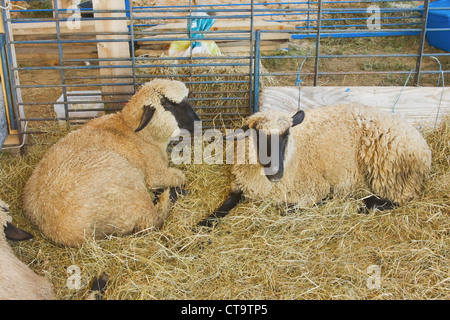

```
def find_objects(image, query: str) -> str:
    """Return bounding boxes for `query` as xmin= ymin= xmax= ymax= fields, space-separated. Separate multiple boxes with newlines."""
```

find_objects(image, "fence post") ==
xmin=253 ymin=30 xmax=261 ymax=114
xmin=92 ymin=0 xmax=133 ymax=107
xmin=249 ymin=0 xmax=255 ymax=115
xmin=1 ymin=3 xmax=23 ymax=144
xmin=313 ymin=0 xmax=322 ymax=87
xmin=52 ymin=0 xmax=74 ymax=17
xmin=414 ymin=0 xmax=429 ymax=86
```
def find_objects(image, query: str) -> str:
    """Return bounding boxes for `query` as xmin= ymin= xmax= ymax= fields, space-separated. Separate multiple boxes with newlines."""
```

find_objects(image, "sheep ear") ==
xmin=4 ymin=222 xmax=34 ymax=241
xmin=224 ymin=124 xmax=251 ymax=140
xmin=292 ymin=110 xmax=305 ymax=127
xmin=135 ymin=105 xmax=156 ymax=133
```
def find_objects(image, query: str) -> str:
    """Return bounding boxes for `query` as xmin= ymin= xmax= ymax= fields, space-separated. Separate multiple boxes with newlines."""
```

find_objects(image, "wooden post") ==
xmin=92 ymin=0 xmax=133 ymax=107
xmin=52 ymin=0 xmax=76 ymax=17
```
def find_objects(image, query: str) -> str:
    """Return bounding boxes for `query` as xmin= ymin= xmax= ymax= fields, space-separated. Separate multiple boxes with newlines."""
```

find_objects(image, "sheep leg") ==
xmin=360 ymin=196 xmax=398 ymax=214
xmin=148 ymin=168 xmax=186 ymax=189
xmin=134 ymin=189 xmax=174 ymax=232
xmin=152 ymin=186 xmax=187 ymax=206
xmin=197 ymin=190 xmax=244 ymax=228
xmin=169 ymin=186 xmax=188 ymax=202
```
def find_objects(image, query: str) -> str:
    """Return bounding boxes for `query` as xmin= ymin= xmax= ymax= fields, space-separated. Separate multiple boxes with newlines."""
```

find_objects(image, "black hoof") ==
xmin=169 ymin=187 xmax=188 ymax=202
xmin=360 ymin=196 xmax=397 ymax=214
xmin=196 ymin=217 xmax=216 ymax=229
xmin=89 ymin=272 xmax=109 ymax=300
xmin=4 ymin=222 xmax=34 ymax=241
xmin=152 ymin=188 xmax=166 ymax=205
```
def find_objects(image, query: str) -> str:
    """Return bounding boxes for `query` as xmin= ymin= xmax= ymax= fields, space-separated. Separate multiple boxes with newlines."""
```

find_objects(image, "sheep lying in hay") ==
xmin=198 ymin=104 xmax=432 ymax=227
xmin=0 ymin=199 xmax=54 ymax=300
xmin=23 ymin=79 xmax=200 ymax=247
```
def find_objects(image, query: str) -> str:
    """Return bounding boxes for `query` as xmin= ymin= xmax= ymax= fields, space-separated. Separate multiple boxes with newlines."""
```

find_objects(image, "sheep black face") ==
xmin=227 ymin=110 xmax=305 ymax=183
xmin=135 ymin=97 xmax=200 ymax=134
xmin=256 ymin=128 xmax=290 ymax=182
xmin=257 ymin=110 xmax=305 ymax=182
xmin=161 ymin=96 xmax=200 ymax=134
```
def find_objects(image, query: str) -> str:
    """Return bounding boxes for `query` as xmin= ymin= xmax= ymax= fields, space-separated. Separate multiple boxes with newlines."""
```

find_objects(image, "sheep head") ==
xmin=122 ymin=79 xmax=200 ymax=141
xmin=226 ymin=110 xmax=305 ymax=182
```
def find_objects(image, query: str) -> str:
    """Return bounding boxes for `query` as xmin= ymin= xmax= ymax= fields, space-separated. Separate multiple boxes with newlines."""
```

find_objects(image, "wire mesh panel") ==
xmin=1 ymin=0 xmax=449 ymax=146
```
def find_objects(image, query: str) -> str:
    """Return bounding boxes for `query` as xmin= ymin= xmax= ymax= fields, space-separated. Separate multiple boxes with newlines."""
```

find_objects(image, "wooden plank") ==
xmin=144 ymin=20 xmax=292 ymax=33
xmin=92 ymin=0 xmax=133 ymax=105
xmin=220 ymin=42 xmax=288 ymax=54
xmin=2 ymin=134 xmax=20 ymax=146
xmin=137 ymin=32 xmax=291 ymax=46
xmin=260 ymin=86 xmax=450 ymax=127
xmin=11 ymin=21 xmax=97 ymax=36
xmin=135 ymin=41 xmax=288 ymax=57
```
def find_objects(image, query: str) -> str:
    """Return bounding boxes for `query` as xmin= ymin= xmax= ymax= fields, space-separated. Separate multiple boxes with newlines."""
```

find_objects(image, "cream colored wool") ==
xmin=231 ymin=105 xmax=432 ymax=207
xmin=23 ymin=79 xmax=189 ymax=247
xmin=0 ymin=199 xmax=54 ymax=300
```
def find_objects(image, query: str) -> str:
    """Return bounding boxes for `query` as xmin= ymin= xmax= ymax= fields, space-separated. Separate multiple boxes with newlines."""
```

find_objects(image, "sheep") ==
xmin=23 ymin=79 xmax=200 ymax=246
xmin=0 ymin=199 xmax=54 ymax=300
xmin=198 ymin=104 xmax=432 ymax=227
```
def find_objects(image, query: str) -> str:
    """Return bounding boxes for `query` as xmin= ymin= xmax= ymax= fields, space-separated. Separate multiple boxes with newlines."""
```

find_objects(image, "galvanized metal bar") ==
xmin=253 ymin=29 xmax=261 ymax=114
xmin=52 ymin=0 xmax=70 ymax=126
xmin=2 ymin=1 xmax=23 ymax=142
xmin=0 ymin=32 xmax=16 ymax=131
xmin=249 ymin=0 xmax=255 ymax=115
xmin=129 ymin=2 xmax=137 ymax=95
xmin=314 ymin=0 xmax=322 ymax=86
xmin=414 ymin=0 xmax=429 ymax=86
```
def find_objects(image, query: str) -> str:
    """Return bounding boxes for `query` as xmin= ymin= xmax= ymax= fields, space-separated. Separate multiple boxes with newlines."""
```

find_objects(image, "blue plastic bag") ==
xmin=187 ymin=12 xmax=216 ymax=49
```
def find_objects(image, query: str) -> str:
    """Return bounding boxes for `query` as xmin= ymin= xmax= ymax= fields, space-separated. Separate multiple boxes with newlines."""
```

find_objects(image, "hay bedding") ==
xmin=0 ymin=117 xmax=448 ymax=300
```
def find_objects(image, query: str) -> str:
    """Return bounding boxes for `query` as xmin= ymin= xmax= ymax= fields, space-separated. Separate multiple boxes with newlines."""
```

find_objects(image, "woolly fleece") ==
xmin=23 ymin=80 xmax=189 ymax=246
xmin=231 ymin=105 xmax=432 ymax=207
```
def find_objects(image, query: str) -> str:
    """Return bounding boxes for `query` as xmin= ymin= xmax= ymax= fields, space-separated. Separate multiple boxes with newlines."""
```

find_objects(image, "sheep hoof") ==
xmin=152 ymin=187 xmax=187 ymax=204
xmin=87 ymin=272 xmax=109 ymax=300
xmin=4 ymin=222 xmax=34 ymax=241
xmin=196 ymin=217 xmax=218 ymax=229
xmin=360 ymin=196 xmax=397 ymax=214
xmin=169 ymin=187 xmax=188 ymax=202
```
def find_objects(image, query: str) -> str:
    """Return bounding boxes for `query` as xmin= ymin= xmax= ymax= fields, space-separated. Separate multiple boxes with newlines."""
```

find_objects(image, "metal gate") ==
xmin=1 ymin=0 xmax=449 ymax=147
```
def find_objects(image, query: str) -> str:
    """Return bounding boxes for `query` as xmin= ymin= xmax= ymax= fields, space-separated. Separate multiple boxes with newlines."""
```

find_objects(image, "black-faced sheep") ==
xmin=198 ymin=104 xmax=432 ymax=227
xmin=0 ymin=199 xmax=54 ymax=300
xmin=24 ymin=79 xmax=200 ymax=246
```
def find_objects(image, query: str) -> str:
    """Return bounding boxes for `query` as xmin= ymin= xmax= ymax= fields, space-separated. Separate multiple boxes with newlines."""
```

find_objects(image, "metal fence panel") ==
xmin=1 ymin=0 xmax=449 ymax=146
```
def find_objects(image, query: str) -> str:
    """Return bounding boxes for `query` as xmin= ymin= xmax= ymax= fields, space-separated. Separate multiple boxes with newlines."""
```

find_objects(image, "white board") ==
xmin=260 ymin=86 xmax=449 ymax=128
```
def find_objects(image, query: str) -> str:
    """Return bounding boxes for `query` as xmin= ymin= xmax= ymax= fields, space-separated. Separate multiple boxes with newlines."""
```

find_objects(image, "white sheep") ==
xmin=0 ymin=199 xmax=54 ymax=300
xmin=23 ymin=79 xmax=200 ymax=246
xmin=198 ymin=104 xmax=432 ymax=226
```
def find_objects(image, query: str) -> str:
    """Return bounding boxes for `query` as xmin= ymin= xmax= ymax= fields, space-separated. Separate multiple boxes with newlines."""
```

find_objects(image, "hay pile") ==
xmin=0 ymin=117 xmax=448 ymax=300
